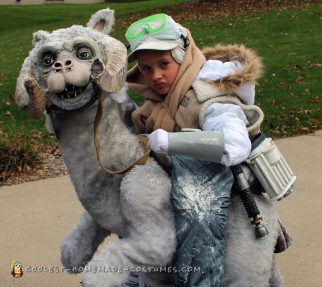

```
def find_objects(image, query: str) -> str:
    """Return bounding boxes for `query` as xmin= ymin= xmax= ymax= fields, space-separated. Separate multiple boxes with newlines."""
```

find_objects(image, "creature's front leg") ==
xmin=61 ymin=211 xmax=111 ymax=272
xmin=82 ymin=160 xmax=176 ymax=287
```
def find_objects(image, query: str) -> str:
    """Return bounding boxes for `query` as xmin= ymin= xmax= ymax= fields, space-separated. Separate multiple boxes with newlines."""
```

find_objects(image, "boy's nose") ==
xmin=152 ymin=69 xmax=162 ymax=81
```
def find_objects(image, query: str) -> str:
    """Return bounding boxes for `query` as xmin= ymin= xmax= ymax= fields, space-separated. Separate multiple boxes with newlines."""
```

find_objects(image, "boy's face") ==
xmin=137 ymin=50 xmax=180 ymax=96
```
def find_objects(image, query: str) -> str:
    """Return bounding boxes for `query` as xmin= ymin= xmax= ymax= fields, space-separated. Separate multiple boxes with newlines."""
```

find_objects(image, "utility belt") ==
xmin=246 ymin=133 xmax=296 ymax=201
xmin=231 ymin=133 xmax=296 ymax=238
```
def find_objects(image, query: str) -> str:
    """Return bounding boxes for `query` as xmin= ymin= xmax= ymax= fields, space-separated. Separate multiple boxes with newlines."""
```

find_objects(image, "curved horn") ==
xmin=91 ymin=37 xmax=127 ymax=93
xmin=87 ymin=8 xmax=126 ymax=93
xmin=15 ymin=56 xmax=46 ymax=118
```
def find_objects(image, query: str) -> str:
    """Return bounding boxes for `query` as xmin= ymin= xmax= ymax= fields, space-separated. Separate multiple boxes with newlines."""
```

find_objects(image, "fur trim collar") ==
xmin=201 ymin=44 xmax=263 ymax=95
xmin=194 ymin=44 xmax=265 ymax=138
xmin=193 ymin=44 xmax=263 ymax=105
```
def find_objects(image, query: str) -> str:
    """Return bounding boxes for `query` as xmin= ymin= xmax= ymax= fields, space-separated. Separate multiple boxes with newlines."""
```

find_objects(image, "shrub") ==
xmin=0 ymin=132 xmax=40 ymax=183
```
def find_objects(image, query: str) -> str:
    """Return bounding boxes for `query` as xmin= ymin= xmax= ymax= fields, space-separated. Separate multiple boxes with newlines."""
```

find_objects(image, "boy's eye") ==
xmin=141 ymin=66 xmax=151 ymax=72
xmin=160 ymin=61 xmax=170 ymax=68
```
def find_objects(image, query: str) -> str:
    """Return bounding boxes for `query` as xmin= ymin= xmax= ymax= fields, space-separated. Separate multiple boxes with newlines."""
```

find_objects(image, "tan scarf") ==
xmin=127 ymin=29 xmax=206 ymax=133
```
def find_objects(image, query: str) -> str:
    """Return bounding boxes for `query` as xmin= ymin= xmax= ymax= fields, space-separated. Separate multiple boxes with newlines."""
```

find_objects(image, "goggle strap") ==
xmin=180 ymin=34 xmax=190 ymax=48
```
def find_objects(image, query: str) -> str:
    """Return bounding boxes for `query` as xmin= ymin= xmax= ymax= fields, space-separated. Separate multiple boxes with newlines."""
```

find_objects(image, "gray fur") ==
xmin=15 ymin=8 xmax=284 ymax=287
xmin=55 ymin=88 xmax=283 ymax=287
xmin=223 ymin=193 xmax=281 ymax=287
xmin=55 ymin=91 xmax=177 ymax=287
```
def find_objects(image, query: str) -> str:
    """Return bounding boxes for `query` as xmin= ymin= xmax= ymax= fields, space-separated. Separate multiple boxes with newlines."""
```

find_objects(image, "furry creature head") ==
xmin=15 ymin=8 xmax=127 ymax=116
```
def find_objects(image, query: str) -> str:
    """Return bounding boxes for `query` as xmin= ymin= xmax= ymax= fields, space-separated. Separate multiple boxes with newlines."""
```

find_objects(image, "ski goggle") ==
xmin=125 ymin=13 xmax=185 ymax=51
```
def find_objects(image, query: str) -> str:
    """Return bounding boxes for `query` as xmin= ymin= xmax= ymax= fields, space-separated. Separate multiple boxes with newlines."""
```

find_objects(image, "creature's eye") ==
xmin=76 ymin=47 xmax=93 ymax=60
xmin=41 ymin=53 xmax=55 ymax=67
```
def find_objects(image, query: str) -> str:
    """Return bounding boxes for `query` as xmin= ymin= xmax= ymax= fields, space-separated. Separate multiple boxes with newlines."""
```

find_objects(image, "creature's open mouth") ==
xmin=57 ymin=84 xmax=87 ymax=99
xmin=47 ymin=82 xmax=94 ymax=110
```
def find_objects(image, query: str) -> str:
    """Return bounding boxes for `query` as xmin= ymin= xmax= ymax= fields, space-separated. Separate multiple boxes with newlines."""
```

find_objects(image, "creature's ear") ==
xmin=87 ymin=8 xmax=115 ymax=35
xmin=32 ymin=30 xmax=49 ymax=46
xmin=15 ymin=56 xmax=46 ymax=118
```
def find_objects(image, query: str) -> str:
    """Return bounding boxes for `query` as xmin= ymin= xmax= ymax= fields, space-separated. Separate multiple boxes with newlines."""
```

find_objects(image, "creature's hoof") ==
xmin=82 ymin=261 xmax=130 ymax=287
xmin=60 ymin=246 xmax=88 ymax=274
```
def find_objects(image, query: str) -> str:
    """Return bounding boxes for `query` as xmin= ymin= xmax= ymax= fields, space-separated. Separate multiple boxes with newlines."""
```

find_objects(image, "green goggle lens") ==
xmin=125 ymin=13 xmax=168 ymax=40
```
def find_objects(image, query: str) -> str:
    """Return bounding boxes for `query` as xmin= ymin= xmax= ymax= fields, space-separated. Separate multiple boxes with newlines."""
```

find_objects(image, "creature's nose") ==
xmin=53 ymin=60 xmax=73 ymax=72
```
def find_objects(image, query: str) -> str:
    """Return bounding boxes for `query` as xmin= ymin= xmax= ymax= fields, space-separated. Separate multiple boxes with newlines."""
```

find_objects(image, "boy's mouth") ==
xmin=154 ymin=82 xmax=167 ymax=90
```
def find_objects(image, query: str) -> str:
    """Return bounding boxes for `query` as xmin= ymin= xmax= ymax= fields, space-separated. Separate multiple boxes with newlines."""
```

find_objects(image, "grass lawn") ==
xmin=184 ymin=2 xmax=322 ymax=138
xmin=0 ymin=1 xmax=321 ymax=177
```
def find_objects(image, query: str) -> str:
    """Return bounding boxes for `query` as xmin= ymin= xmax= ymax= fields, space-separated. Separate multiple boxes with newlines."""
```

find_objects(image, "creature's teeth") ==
xmin=65 ymin=88 xmax=68 ymax=92
xmin=74 ymin=91 xmax=77 ymax=98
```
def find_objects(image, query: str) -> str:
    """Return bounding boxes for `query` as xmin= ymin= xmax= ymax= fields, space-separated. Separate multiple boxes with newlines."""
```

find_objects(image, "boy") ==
xmin=125 ymin=13 xmax=253 ymax=286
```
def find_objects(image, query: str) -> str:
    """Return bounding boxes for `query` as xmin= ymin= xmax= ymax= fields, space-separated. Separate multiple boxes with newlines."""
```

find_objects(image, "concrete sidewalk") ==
xmin=0 ymin=131 xmax=321 ymax=287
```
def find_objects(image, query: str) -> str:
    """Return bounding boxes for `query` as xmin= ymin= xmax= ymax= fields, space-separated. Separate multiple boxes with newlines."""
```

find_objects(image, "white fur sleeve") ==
xmin=202 ymin=102 xmax=251 ymax=166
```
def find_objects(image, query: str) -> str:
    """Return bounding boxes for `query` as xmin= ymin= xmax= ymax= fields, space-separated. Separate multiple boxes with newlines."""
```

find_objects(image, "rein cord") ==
xmin=93 ymin=95 xmax=151 ymax=174
xmin=47 ymin=90 xmax=151 ymax=175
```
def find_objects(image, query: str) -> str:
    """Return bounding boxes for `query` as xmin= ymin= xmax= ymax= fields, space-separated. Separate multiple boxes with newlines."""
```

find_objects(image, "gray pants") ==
xmin=170 ymin=155 xmax=233 ymax=287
